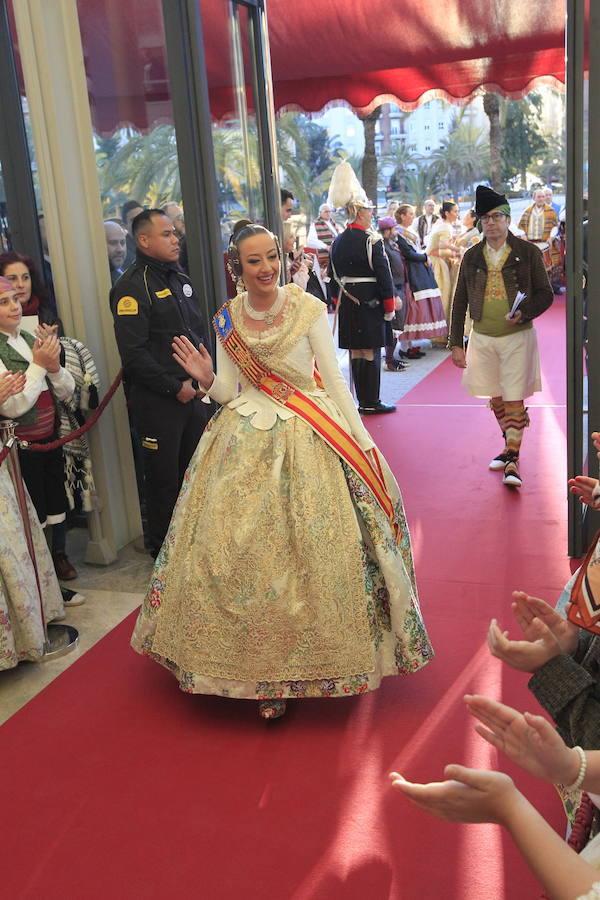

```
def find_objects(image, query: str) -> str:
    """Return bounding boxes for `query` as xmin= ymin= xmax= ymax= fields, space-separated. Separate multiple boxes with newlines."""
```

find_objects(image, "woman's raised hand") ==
xmin=0 ymin=370 xmax=26 ymax=405
xmin=172 ymin=336 xmax=214 ymax=389
xmin=464 ymin=694 xmax=580 ymax=785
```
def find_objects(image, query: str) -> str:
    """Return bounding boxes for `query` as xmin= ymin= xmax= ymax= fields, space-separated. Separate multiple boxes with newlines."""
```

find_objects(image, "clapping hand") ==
xmin=31 ymin=335 xmax=61 ymax=373
xmin=389 ymin=766 xmax=520 ymax=826
xmin=464 ymin=694 xmax=580 ymax=786
xmin=487 ymin=596 xmax=563 ymax=674
xmin=513 ymin=592 xmax=578 ymax=655
xmin=34 ymin=322 xmax=59 ymax=341
xmin=0 ymin=371 xmax=26 ymax=405
xmin=172 ymin=336 xmax=214 ymax=390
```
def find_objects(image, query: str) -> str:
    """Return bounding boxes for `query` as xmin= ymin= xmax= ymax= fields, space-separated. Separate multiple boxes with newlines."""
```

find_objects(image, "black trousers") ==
xmin=18 ymin=443 xmax=68 ymax=528
xmin=131 ymin=386 xmax=210 ymax=554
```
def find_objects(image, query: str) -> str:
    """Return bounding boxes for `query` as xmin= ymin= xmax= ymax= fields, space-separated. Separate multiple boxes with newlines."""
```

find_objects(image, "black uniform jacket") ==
xmin=110 ymin=250 xmax=205 ymax=397
xmin=328 ymin=224 xmax=394 ymax=350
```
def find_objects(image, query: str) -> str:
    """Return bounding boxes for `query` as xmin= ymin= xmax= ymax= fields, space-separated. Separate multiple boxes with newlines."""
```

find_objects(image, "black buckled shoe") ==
xmin=359 ymin=401 xmax=396 ymax=415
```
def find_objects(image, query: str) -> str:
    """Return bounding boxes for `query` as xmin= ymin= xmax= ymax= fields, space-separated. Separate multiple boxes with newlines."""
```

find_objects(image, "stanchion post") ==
xmin=0 ymin=420 xmax=79 ymax=660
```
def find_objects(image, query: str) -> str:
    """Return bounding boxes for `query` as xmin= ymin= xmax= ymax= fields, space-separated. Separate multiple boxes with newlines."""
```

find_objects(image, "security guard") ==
xmin=110 ymin=208 xmax=209 ymax=556
xmin=328 ymin=162 xmax=396 ymax=414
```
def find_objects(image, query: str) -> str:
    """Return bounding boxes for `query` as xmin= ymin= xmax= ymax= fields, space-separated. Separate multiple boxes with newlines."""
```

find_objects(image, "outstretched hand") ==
xmin=389 ymin=765 xmax=520 ymax=826
xmin=464 ymin=694 xmax=580 ymax=785
xmin=569 ymin=476 xmax=600 ymax=508
xmin=0 ymin=370 xmax=27 ymax=405
xmin=172 ymin=336 xmax=214 ymax=389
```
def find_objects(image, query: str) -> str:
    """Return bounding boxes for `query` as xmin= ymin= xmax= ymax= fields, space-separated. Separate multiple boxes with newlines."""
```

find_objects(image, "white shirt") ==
xmin=485 ymin=241 xmax=508 ymax=267
xmin=0 ymin=328 xmax=75 ymax=419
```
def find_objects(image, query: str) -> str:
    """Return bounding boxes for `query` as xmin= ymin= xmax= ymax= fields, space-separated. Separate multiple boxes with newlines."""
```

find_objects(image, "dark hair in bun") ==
xmin=440 ymin=200 xmax=458 ymax=220
xmin=227 ymin=220 xmax=281 ymax=279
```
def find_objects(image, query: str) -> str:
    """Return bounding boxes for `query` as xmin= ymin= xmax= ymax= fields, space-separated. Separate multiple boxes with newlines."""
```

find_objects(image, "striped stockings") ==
xmin=504 ymin=405 xmax=530 ymax=456
xmin=489 ymin=398 xmax=507 ymax=444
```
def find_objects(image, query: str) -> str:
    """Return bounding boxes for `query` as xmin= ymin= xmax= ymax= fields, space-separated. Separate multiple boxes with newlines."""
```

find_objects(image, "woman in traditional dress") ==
xmin=0 ymin=370 xmax=65 ymax=670
xmin=394 ymin=204 xmax=447 ymax=352
xmin=131 ymin=221 xmax=433 ymax=719
xmin=456 ymin=208 xmax=481 ymax=252
xmin=427 ymin=201 xmax=461 ymax=326
xmin=454 ymin=209 xmax=481 ymax=340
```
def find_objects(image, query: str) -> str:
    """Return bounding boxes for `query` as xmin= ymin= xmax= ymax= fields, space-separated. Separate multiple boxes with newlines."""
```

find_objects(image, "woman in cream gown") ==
xmin=427 ymin=201 xmax=461 ymax=327
xmin=0 ymin=371 xmax=64 ymax=669
xmin=131 ymin=222 xmax=433 ymax=719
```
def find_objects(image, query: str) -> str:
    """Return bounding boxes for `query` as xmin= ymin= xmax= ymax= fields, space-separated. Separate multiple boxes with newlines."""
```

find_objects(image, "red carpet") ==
xmin=1 ymin=301 xmax=572 ymax=900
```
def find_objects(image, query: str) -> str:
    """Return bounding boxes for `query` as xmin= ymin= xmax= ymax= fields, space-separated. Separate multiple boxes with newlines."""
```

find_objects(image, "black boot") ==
xmin=351 ymin=357 xmax=364 ymax=406
xmin=359 ymin=354 xmax=396 ymax=415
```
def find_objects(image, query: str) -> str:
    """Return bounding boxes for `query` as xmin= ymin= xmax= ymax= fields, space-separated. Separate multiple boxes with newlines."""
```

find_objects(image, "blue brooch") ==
xmin=214 ymin=304 xmax=233 ymax=339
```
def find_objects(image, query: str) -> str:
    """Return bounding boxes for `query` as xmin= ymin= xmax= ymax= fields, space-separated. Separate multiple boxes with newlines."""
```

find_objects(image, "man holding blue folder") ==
xmin=449 ymin=186 xmax=553 ymax=489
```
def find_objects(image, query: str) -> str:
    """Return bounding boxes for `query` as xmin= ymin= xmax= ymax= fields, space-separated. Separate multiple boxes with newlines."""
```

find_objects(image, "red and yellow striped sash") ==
xmin=213 ymin=302 xmax=400 ymax=541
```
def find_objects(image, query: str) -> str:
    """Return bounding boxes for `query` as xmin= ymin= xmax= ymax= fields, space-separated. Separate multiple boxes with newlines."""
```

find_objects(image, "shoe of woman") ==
xmin=384 ymin=361 xmax=408 ymax=372
xmin=406 ymin=348 xmax=426 ymax=359
xmin=258 ymin=699 xmax=287 ymax=720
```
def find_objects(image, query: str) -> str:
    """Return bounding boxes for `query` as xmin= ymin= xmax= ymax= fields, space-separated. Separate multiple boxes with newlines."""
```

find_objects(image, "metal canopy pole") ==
xmin=161 ymin=0 xmax=227 ymax=342
xmin=0 ymin=0 xmax=44 ymax=273
xmin=566 ymin=0 xmax=585 ymax=557
xmin=249 ymin=0 xmax=282 ymax=239
xmin=585 ymin=1 xmax=600 ymax=544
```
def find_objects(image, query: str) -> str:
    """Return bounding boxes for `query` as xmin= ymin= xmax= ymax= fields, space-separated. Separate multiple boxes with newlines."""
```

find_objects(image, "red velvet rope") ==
xmin=21 ymin=369 xmax=123 ymax=453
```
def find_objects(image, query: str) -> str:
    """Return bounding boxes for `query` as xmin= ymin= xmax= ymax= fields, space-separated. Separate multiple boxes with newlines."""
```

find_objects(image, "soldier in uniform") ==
xmin=110 ymin=208 xmax=209 ymax=557
xmin=328 ymin=162 xmax=396 ymax=414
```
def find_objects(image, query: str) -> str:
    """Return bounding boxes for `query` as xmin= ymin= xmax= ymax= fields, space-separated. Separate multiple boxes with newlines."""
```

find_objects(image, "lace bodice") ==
xmin=205 ymin=284 xmax=374 ymax=450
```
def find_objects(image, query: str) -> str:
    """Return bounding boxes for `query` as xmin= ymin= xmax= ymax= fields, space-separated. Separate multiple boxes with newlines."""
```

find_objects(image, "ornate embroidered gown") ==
xmin=0 ymin=463 xmax=64 ymax=670
xmin=131 ymin=284 xmax=433 ymax=699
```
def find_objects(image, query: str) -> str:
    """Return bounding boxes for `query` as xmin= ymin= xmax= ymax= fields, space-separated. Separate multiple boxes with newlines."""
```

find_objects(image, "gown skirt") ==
xmin=131 ymin=404 xmax=433 ymax=700
xmin=0 ymin=467 xmax=64 ymax=670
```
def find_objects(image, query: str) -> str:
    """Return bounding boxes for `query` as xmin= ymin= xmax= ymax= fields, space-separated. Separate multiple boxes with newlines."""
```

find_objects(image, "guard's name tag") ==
xmin=116 ymin=295 xmax=138 ymax=316
xmin=155 ymin=288 xmax=172 ymax=298
xmin=182 ymin=283 xmax=193 ymax=297
xmin=142 ymin=437 xmax=159 ymax=450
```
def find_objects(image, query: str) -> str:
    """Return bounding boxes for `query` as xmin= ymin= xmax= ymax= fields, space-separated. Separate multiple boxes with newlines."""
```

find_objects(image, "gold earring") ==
xmin=235 ymin=275 xmax=245 ymax=294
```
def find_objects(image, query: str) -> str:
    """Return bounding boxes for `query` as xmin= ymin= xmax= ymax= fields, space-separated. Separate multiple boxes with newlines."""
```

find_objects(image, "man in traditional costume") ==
xmin=450 ymin=186 xmax=553 ymax=489
xmin=414 ymin=198 xmax=439 ymax=250
xmin=328 ymin=162 xmax=396 ymax=415
xmin=518 ymin=189 xmax=560 ymax=279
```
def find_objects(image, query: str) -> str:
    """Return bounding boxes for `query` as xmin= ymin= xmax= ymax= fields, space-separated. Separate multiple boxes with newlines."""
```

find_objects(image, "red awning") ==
xmin=267 ymin=0 xmax=567 ymax=114
xmin=11 ymin=0 xmax=568 ymax=134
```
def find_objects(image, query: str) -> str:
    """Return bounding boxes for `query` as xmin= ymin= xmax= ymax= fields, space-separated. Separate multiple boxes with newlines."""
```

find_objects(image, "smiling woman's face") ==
xmin=0 ymin=288 xmax=23 ymax=334
xmin=239 ymin=233 xmax=280 ymax=298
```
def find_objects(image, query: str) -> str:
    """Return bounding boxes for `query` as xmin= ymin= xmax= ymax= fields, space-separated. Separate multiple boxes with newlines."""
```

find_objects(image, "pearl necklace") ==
xmin=243 ymin=289 xmax=285 ymax=327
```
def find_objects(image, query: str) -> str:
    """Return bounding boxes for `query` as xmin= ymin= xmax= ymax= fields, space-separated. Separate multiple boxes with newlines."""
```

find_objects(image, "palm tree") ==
xmin=431 ymin=121 xmax=490 ymax=198
xmin=276 ymin=113 xmax=344 ymax=220
xmin=99 ymin=125 xmax=181 ymax=212
xmin=382 ymin=141 xmax=420 ymax=194
xmin=483 ymin=92 xmax=503 ymax=190
xmin=404 ymin=164 xmax=443 ymax=210
xmin=358 ymin=107 xmax=382 ymax=205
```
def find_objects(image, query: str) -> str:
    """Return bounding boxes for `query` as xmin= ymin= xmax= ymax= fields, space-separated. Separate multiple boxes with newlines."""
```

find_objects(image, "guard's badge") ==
xmin=117 ymin=295 xmax=139 ymax=316
xmin=155 ymin=288 xmax=172 ymax=299
xmin=142 ymin=437 xmax=159 ymax=450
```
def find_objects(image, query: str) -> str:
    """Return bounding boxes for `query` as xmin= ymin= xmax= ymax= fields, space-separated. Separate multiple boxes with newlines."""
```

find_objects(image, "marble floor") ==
xmin=0 ymin=344 xmax=448 ymax=726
